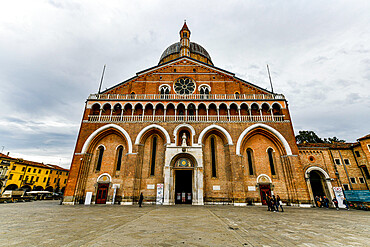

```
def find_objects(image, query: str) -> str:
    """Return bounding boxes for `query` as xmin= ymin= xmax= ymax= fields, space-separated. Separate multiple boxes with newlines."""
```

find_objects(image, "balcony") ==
xmin=88 ymin=93 xmax=285 ymax=101
xmin=86 ymin=114 xmax=288 ymax=123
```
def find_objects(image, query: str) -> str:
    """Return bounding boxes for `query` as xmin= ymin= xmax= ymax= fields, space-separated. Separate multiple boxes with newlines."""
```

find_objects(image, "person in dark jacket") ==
xmin=276 ymin=195 xmax=284 ymax=212
xmin=343 ymin=197 xmax=349 ymax=210
xmin=323 ymin=196 xmax=330 ymax=208
xmin=332 ymin=197 xmax=339 ymax=210
xmin=272 ymin=195 xmax=277 ymax=212
xmin=139 ymin=192 xmax=144 ymax=207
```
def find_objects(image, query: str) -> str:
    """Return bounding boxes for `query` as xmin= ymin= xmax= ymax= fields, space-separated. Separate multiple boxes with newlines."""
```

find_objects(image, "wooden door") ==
xmin=96 ymin=183 xmax=109 ymax=204
xmin=259 ymin=184 xmax=271 ymax=205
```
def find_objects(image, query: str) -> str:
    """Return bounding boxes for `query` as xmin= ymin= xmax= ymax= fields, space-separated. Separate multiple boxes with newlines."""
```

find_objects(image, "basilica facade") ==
xmin=63 ymin=23 xmax=370 ymax=206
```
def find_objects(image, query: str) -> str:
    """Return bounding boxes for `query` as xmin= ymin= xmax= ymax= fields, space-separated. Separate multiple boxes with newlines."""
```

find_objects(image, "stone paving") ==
xmin=0 ymin=201 xmax=369 ymax=247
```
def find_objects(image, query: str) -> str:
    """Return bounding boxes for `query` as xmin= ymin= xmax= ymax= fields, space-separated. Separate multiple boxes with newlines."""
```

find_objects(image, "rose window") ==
xmin=174 ymin=78 xmax=195 ymax=95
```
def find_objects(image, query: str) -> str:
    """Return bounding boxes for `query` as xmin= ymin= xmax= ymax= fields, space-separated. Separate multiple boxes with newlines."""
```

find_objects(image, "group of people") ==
xmin=315 ymin=195 xmax=349 ymax=210
xmin=266 ymin=194 xmax=284 ymax=212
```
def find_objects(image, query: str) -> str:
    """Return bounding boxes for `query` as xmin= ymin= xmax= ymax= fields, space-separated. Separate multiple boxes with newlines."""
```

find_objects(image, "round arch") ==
xmin=81 ymin=124 xmax=133 ymax=154
xmin=236 ymin=123 xmax=292 ymax=156
xmin=304 ymin=166 xmax=334 ymax=205
xmin=173 ymin=123 xmax=196 ymax=145
xmin=97 ymin=173 xmax=112 ymax=183
xmin=135 ymin=124 xmax=171 ymax=145
xmin=197 ymin=124 xmax=233 ymax=145
xmin=256 ymin=174 xmax=272 ymax=184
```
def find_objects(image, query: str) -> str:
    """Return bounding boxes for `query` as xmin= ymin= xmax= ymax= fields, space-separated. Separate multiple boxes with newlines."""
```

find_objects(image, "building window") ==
xmin=359 ymin=177 xmax=365 ymax=184
xmin=174 ymin=77 xmax=195 ymax=95
xmin=33 ymin=169 xmax=36 ymax=173
xmin=210 ymin=137 xmax=217 ymax=177
xmin=334 ymin=159 xmax=341 ymax=165
xmin=361 ymin=166 xmax=370 ymax=179
xmin=25 ymin=176 xmax=29 ymax=181
xmin=50 ymin=170 xmax=52 ymax=174
xmin=38 ymin=169 xmax=41 ymax=174
xmin=267 ymin=148 xmax=276 ymax=176
xmin=43 ymin=177 xmax=46 ymax=182
xmin=350 ymin=177 xmax=356 ymax=184
xmin=355 ymin=151 xmax=360 ymax=157
xmin=368 ymin=144 xmax=370 ymax=152
xmin=96 ymin=146 xmax=104 ymax=171
xmin=150 ymin=136 xmax=157 ymax=176
xmin=9 ymin=174 xmax=13 ymax=180
xmin=19 ymin=175 xmax=23 ymax=181
xmin=30 ymin=176 xmax=34 ymax=182
xmin=22 ymin=167 xmax=26 ymax=172
xmin=247 ymin=149 xmax=254 ymax=176
xmin=64 ymin=179 xmax=67 ymax=184
xmin=116 ymin=146 xmax=123 ymax=171
xmin=343 ymin=184 xmax=349 ymax=190
xmin=47 ymin=177 xmax=50 ymax=184
xmin=344 ymin=159 xmax=350 ymax=165
xmin=12 ymin=166 xmax=16 ymax=170
xmin=54 ymin=178 xmax=56 ymax=183
xmin=36 ymin=177 xmax=39 ymax=182
xmin=159 ymin=85 xmax=170 ymax=99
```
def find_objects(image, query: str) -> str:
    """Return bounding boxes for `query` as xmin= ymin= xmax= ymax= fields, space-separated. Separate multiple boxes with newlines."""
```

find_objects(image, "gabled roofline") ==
xmin=101 ymin=56 xmax=273 ymax=95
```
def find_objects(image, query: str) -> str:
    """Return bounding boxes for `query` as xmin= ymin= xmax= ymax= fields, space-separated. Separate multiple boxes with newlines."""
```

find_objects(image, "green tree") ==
xmin=295 ymin=131 xmax=324 ymax=144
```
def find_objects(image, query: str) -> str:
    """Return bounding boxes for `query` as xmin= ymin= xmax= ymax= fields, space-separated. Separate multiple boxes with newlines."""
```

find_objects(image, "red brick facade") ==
xmin=63 ymin=24 xmax=370 ymax=206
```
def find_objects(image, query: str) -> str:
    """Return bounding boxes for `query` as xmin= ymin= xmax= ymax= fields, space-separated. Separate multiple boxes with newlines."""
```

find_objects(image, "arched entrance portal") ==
xmin=174 ymin=157 xmax=193 ymax=204
xmin=309 ymin=171 xmax=327 ymax=198
xmin=257 ymin=174 xmax=272 ymax=205
xmin=96 ymin=173 xmax=111 ymax=204
xmin=305 ymin=167 xmax=334 ymax=206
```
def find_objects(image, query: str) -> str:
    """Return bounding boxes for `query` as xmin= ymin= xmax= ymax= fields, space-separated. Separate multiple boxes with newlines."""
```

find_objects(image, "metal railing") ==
xmin=87 ymin=114 xmax=287 ymax=123
xmin=88 ymin=93 xmax=285 ymax=101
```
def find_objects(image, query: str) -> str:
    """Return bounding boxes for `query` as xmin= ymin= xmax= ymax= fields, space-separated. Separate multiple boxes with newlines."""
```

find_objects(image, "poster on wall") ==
xmin=333 ymin=187 xmax=345 ymax=208
xmin=156 ymin=183 xmax=164 ymax=205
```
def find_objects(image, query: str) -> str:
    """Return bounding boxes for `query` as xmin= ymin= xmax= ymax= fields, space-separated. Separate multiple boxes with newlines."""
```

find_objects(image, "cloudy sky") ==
xmin=0 ymin=1 xmax=369 ymax=169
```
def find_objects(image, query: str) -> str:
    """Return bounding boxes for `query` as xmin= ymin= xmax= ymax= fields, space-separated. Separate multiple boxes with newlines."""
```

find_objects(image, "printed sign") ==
xmin=333 ymin=187 xmax=345 ymax=208
xmin=147 ymin=184 xmax=155 ymax=189
xmin=248 ymin=186 xmax=256 ymax=191
xmin=213 ymin=185 xmax=220 ymax=191
xmin=344 ymin=190 xmax=370 ymax=202
xmin=84 ymin=192 xmax=92 ymax=205
xmin=156 ymin=183 xmax=164 ymax=205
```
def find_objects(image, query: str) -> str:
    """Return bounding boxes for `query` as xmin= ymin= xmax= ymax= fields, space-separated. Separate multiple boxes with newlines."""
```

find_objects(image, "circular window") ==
xmin=174 ymin=78 xmax=195 ymax=95
xmin=309 ymin=156 xmax=315 ymax=162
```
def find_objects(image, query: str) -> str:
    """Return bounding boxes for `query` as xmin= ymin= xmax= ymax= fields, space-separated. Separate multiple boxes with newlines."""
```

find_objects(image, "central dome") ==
xmin=158 ymin=22 xmax=213 ymax=66
xmin=159 ymin=42 xmax=213 ymax=65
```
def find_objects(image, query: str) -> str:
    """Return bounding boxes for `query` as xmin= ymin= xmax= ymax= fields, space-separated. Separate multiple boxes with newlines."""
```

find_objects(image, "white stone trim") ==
xmin=197 ymin=124 xmax=233 ymax=145
xmin=236 ymin=123 xmax=292 ymax=156
xmin=97 ymin=173 xmax=112 ymax=183
xmin=305 ymin=166 xmax=330 ymax=179
xmin=256 ymin=174 xmax=272 ymax=184
xmin=135 ymin=124 xmax=171 ymax=145
xmin=81 ymin=124 xmax=133 ymax=154
xmin=97 ymin=144 xmax=106 ymax=150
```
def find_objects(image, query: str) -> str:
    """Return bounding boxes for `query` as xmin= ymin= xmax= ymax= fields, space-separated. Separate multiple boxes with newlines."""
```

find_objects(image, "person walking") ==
xmin=343 ymin=197 xmax=349 ymax=210
xmin=276 ymin=195 xmax=284 ymax=212
xmin=332 ymin=197 xmax=339 ymax=210
xmin=139 ymin=192 xmax=144 ymax=207
xmin=323 ymin=196 xmax=329 ymax=209
xmin=266 ymin=195 xmax=271 ymax=211
xmin=272 ymin=195 xmax=277 ymax=212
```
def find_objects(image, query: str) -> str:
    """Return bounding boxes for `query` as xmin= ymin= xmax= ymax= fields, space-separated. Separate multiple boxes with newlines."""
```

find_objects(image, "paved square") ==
xmin=0 ymin=201 xmax=369 ymax=246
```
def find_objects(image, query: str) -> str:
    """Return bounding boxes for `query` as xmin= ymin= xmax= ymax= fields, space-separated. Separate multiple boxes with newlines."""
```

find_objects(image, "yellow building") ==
xmin=0 ymin=153 xmax=69 ymax=194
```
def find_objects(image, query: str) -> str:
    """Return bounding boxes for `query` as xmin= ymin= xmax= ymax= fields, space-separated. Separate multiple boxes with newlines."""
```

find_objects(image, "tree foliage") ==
xmin=295 ymin=130 xmax=345 ymax=144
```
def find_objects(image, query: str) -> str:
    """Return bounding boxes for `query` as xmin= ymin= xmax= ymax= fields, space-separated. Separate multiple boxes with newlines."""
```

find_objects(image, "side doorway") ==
xmin=259 ymin=184 xmax=271 ymax=205
xmin=96 ymin=183 xmax=109 ymax=204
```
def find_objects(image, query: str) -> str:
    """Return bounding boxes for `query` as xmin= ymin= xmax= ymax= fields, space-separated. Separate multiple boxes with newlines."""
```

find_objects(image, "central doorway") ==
xmin=96 ymin=183 xmax=109 ymax=204
xmin=259 ymin=184 xmax=271 ymax=205
xmin=175 ymin=170 xmax=192 ymax=204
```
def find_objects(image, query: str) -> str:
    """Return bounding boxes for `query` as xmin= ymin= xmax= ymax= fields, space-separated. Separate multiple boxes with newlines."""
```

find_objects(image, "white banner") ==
xmin=156 ymin=183 xmax=164 ymax=205
xmin=333 ymin=187 xmax=345 ymax=208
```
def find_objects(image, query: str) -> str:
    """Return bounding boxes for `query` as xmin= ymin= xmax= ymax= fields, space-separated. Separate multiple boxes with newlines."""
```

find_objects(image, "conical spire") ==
xmin=180 ymin=21 xmax=190 ymax=57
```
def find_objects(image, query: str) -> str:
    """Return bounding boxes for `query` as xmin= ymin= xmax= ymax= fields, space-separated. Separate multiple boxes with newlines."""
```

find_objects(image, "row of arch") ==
xmin=3 ymin=184 xmax=65 ymax=193
xmin=81 ymin=123 xmax=293 ymax=156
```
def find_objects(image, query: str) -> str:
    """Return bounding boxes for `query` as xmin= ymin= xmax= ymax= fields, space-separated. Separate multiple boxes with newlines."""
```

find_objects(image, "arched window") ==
xmin=96 ymin=146 xmax=104 ymax=171
xmin=235 ymin=92 xmax=240 ymax=99
xmin=267 ymin=148 xmax=276 ymax=175
xmin=211 ymin=137 xmax=217 ymax=177
xmin=159 ymin=85 xmax=170 ymax=99
xmin=247 ymin=149 xmax=254 ymax=175
xmin=199 ymin=85 xmax=210 ymax=99
xmin=116 ymin=146 xmax=123 ymax=171
xmin=150 ymin=136 xmax=157 ymax=176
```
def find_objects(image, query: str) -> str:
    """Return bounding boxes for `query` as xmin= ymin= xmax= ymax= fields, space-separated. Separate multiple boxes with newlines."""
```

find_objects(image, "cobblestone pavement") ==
xmin=0 ymin=201 xmax=369 ymax=247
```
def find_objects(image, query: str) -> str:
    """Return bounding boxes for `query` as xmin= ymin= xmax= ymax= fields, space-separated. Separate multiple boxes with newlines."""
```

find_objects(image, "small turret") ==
xmin=179 ymin=21 xmax=190 ymax=57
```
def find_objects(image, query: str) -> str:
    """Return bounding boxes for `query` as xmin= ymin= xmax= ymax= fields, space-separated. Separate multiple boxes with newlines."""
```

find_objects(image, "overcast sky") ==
xmin=0 ymin=1 xmax=369 ymax=169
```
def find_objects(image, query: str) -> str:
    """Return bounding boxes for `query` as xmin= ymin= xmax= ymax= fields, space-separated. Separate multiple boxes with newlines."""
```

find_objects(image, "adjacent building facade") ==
xmin=0 ymin=153 xmax=69 ymax=194
xmin=63 ymin=23 xmax=370 ymax=206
